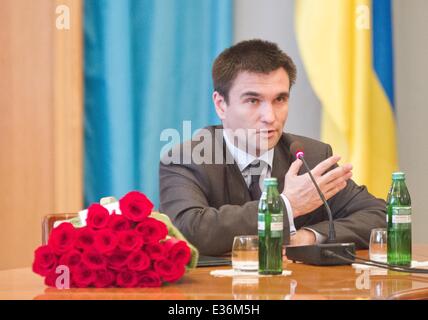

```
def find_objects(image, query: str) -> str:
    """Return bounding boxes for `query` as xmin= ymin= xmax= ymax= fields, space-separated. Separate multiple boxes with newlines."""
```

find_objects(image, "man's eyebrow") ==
xmin=240 ymin=91 xmax=262 ymax=99
xmin=276 ymin=92 xmax=290 ymax=98
xmin=240 ymin=91 xmax=290 ymax=99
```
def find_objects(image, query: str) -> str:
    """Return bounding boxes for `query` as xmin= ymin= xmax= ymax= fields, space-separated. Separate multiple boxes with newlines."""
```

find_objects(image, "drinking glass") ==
xmin=369 ymin=228 xmax=387 ymax=263
xmin=232 ymin=235 xmax=259 ymax=271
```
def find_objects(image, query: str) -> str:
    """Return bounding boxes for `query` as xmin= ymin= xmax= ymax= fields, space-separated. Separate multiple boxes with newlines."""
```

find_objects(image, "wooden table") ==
xmin=1 ymin=246 xmax=428 ymax=300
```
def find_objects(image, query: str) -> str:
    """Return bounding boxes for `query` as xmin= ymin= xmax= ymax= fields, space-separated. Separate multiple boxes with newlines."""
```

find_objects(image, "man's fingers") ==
xmin=324 ymin=180 xmax=348 ymax=200
xmin=319 ymin=164 xmax=353 ymax=186
xmin=323 ymin=171 xmax=352 ymax=192
xmin=287 ymin=159 xmax=303 ymax=176
xmin=312 ymin=155 xmax=341 ymax=176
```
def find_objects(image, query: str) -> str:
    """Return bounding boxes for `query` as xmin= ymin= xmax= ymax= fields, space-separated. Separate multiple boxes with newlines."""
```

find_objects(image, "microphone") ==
xmin=285 ymin=142 xmax=356 ymax=266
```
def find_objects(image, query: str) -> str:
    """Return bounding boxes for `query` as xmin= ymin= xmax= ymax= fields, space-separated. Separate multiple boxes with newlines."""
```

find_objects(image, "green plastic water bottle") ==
xmin=387 ymin=172 xmax=412 ymax=267
xmin=258 ymin=178 xmax=283 ymax=275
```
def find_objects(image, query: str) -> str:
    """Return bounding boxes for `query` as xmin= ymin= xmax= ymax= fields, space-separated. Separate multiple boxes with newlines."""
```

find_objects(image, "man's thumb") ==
xmin=287 ymin=159 xmax=303 ymax=176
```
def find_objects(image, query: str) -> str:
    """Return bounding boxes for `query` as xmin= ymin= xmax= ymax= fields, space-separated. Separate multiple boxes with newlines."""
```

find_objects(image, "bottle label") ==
xmin=258 ymin=213 xmax=283 ymax=238
xmin=392 ymin=215 xmax=411 ymax=224
xmin=268 ymin=214 xmax=283 ymax=238
xmin=258 ymin=213 xmax=265 ymax=237
xmin=258 ymin=219 xmax=265 ymax=231
xmin=392 ymin=207 xmax=411 ymax=224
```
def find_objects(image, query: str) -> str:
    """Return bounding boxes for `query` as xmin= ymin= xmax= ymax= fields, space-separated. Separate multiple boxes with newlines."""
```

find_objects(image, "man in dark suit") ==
xmin=159 ymin=39 xmax=386 ymax=256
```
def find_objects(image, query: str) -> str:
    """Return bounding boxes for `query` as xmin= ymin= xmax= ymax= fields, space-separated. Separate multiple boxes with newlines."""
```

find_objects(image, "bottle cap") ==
xmin=264 ymin=178 xmax=278 ymax=186
xmin=392 ymin=172 xmax=405 ymax=180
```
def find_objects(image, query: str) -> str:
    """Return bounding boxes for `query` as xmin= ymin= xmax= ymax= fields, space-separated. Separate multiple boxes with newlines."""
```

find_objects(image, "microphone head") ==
xmin=290 ymin=141 xmax=305 ymax=159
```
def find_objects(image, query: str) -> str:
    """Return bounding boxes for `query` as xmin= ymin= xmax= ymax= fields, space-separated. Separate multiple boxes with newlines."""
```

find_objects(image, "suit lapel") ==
xmin=213 ymin=126 xmax=251 ymax=205
xmin=225 ymin=161 xmax=251 ymax=204
xmin=271 ymin=135 xmax=293 ymax=192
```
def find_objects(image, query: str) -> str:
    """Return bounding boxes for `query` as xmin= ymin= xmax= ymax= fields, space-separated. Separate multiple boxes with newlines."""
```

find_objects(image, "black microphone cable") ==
xmin=323 ymin=249 xmax=428 ymax=274
xmin=345 ymin=250 xmax=428 ymax=273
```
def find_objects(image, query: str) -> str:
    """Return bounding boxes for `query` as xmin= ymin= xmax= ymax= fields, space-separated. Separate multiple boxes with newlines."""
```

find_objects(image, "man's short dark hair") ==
xmin=212 ymin=39 xmax=297 ymax=103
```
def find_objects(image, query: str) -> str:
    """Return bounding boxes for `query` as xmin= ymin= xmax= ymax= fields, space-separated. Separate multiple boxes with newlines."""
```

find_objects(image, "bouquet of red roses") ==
xmin=32 ymin=191 xmax=196 ymax=288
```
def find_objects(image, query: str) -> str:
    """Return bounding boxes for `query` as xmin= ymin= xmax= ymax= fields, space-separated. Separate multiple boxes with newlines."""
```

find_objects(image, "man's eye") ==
xmin=247 ymin=98 xmax=259 ymax=105
xmin=276 ymin=96 xmax=287 ymax=103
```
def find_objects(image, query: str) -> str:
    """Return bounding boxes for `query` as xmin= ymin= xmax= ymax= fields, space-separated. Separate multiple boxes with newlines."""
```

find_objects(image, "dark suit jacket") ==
xmin=159 ymin=125 xmax=386 ymax=256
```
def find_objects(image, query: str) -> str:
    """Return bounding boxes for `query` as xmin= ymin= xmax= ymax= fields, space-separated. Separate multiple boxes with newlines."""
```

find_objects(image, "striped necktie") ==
xmin=246 ymin=160 xmax=265 ymax=201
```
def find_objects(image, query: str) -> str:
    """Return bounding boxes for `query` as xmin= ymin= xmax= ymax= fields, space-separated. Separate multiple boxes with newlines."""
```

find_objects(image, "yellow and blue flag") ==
xmin=296 ymin=0 xmax=397 ymax=199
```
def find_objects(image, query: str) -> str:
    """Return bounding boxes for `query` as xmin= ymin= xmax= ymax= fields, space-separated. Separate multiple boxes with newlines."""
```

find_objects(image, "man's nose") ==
xmin=260 ymin=103 xmax=275 ymax=123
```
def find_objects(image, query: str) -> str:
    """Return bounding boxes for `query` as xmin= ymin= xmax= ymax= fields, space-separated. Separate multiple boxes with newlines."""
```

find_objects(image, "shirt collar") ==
xmin=223 ymin=130 xmax=274 ymax=173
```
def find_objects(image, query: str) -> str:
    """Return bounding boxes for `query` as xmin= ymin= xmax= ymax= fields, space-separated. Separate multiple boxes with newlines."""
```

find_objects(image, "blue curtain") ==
xmin=84 ymin=0 xmax=232 ymax=208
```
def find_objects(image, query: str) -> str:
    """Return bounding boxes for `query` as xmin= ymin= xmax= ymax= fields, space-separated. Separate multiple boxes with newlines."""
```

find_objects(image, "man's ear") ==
xmin=213 ymin=91 xmax=227 ymax=120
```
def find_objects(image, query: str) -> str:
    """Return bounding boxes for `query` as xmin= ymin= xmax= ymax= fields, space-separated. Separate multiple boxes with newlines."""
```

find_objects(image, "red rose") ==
xmin=135 ymin=217 xmax=168 ymax=244
xmin=32 ymin=245 xmax=57 ymax=277
xmin=163 ymin=238 xmax=191 ymax=265
xmin=82 ymin=250 xmax=107 ymax=270
xmin=58 ymin=249 xmax=82 ymax=270
xmin=127 ymin=251 xmax=150 ymax=272
xmin=48 ymin=222 xmax=76 ymax=255
xmin=108 ymin=213 xmax=131 ymax=232
xmin=44 ymin=270 xmax=58 ymax=287
xmin=118 ymin=230 xmax=143 ymax=251
xmin=154 ymin=259 xmax=186 ymax=283
xmin=144 ymin=243 xmax=166 ymax=261
xmin=163 ymin=263 xmax=185 ymax=283
xmin=94 ymin=270 xmax=116 ymax=288
xmin=86 ymin=203 xmax=110 ymax=229
xmin=75 ymin=227 xmax=96 ymax=250
xmin=119 ymin=191 xmax=153 ymax=222
xmin=107 ymin=250 xmax=129 ymax=271
xmin=94 ymin=229 xmax=118 ymax=253
xmin=72 ymin=264 xmax=96 ymax=287
xmin=139 ymin=270 xmax=162 ymax=287
xmin=116 ymin=270 xmax=139 ymax=288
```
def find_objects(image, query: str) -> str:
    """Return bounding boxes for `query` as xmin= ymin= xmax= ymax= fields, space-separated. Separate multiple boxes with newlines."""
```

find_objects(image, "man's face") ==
xmin=214 ymin=68 xmax=290 ymax=154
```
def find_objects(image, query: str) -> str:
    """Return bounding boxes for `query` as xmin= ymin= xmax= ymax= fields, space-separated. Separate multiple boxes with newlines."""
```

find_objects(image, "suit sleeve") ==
xmin=305 ymin=144 xmax=387 ymax=249
xmin=159 ymin=162 xmax=290 ymax=256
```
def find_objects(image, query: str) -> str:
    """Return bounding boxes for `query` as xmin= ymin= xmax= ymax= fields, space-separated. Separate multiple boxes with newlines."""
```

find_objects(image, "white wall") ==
xmin=393 ymin=0 xmax=428 ymax=244
xmin=235 ymin=0 xmax=428 ymax=243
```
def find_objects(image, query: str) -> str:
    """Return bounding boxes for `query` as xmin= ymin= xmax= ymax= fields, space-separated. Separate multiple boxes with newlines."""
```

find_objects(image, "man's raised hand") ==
xmin=282 ymin=156 xmax=353 ymax=217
